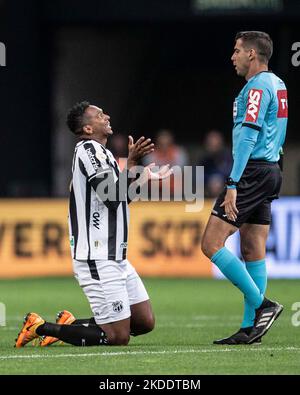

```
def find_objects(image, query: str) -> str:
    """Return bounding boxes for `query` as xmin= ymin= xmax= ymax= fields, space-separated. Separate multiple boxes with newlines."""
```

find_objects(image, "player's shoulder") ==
xmin=75 ymin=139 xmax=109 ymax=164
xmin=75 ymin=139 xmax=104 ymax=154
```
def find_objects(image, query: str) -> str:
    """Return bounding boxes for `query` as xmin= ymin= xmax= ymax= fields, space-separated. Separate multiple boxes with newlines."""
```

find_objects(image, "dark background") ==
xmin=0 ymin=0 xmax=299 ymax=197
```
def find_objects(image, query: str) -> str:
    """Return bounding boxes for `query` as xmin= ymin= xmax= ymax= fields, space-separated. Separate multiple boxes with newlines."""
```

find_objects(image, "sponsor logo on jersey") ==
xmin=245 ymin=88 xmax=263 ymax=123
xmin=277 ymin=90 xmax=288 ymax=118
xmin=120 ymin=242 xmax=128 ymax=249
xmin=86 ymin=147 xmax=99 ymax=170
xmin=112 ymin=300 xmax=123 ymax=313
xmin=93 ymin=212 xmax=100 ymax=229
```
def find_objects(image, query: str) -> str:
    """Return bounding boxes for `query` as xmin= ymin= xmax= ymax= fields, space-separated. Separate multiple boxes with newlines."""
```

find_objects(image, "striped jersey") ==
xmin=233 ymin=71 xmax=288 ymax=162
xmin=68 ymin=139 xmax=129 ymax=261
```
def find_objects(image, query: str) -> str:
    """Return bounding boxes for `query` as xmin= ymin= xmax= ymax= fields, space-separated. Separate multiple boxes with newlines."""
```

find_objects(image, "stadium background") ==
xmin=0 ymin=0 xmax=299 ymax=279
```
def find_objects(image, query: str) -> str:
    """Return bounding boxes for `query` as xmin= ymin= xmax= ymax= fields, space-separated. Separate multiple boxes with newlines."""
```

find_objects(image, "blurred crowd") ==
xmin=108 ymin=128 xmax=232 ymax=199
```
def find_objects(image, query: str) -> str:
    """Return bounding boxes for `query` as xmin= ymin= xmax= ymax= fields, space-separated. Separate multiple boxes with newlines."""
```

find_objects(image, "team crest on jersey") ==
xmin=112 ymin=300 xmax=123 ymax=313
xmin=245 ymin=88 xmax=263 ymax=123
xmin=96 ymin=151 xmax=107 ymax=162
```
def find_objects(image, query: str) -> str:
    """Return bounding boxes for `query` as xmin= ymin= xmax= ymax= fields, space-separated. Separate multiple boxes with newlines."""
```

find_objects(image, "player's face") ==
xmin=85 ymin=106 xmax=113 ymax=136
xmin=231 ymin=39 xmax=251 ymax=77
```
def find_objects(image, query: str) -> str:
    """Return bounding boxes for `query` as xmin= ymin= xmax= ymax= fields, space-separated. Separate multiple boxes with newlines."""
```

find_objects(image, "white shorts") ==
xmin=72 ymin=259 xmax=149 ymax=325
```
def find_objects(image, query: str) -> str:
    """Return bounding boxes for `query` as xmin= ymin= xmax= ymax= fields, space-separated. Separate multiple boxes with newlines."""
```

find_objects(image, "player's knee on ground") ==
xmin=142 ymin=314 xmax=155 ymax=333
xmin=132 ymin=314 xmax=155 ymax=336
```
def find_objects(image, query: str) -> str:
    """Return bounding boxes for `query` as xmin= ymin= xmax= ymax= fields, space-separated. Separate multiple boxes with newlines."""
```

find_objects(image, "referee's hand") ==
xmin=220 ymin=188 xmax=239 ymax=222
xmin=127 ymin=135 xmax=155 ymax=166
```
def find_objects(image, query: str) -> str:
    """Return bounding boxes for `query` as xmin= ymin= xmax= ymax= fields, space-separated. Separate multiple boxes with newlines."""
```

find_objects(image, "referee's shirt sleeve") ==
xmin=242 ymin=82 xmax=272 ymax=131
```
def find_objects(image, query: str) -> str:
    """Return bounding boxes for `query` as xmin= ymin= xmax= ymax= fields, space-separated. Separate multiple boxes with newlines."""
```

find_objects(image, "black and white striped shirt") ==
xmin=68 ymin=139 xmax=129 ymax=261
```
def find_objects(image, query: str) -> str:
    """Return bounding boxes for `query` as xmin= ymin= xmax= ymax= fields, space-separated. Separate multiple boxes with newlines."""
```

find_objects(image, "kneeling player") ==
xmin=15 ymin=102 xmax=171 ymax=347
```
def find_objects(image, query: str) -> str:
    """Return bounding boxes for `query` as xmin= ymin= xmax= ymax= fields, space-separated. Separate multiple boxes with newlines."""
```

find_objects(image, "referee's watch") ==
xmin=225 ymin=177 xmax=238 ymax=188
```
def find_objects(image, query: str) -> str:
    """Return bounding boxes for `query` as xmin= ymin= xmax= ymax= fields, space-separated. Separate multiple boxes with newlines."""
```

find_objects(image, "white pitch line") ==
xmin=0 ymin=347 xmax=299 ymax=361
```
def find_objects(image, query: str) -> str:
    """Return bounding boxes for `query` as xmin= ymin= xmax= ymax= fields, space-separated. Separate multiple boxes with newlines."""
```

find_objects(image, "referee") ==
xmin=201 ymin=31 xmax=287 ymax=345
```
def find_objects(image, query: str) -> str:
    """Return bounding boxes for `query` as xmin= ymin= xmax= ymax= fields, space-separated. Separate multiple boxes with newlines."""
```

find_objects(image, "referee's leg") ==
xmin=201 ymin=215 xmax=264 ymax=311
xmin=201 ymin=215 xmax=237 ymax=258
xmin=240 ymin=223 xmax=269 ymax=262
xmin=239 ymin=223 xmax=269 ymax=329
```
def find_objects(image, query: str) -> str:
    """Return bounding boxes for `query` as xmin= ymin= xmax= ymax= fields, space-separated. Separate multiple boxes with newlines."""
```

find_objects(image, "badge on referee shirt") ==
xmin=233 ymin=99 xmax=237 ymax=119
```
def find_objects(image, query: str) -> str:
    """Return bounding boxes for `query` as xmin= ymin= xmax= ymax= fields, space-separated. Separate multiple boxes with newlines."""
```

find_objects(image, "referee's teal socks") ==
xmin=211 ymin=247 xmax=264 ymax=309
xmin=241 ymin=259 xmax=267 ymax=328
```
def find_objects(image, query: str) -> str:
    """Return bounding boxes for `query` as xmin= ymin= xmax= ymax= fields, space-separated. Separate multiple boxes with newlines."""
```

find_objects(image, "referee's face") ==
xmin=84 ymin=105 xmax=113 ymax=137
xmin=231 ymin=39 xmax=251 ymax=78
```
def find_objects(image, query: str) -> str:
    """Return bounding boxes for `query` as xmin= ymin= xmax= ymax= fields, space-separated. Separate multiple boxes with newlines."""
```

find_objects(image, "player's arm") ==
xmin=127 ymin=162 xmax=173 ymax=203
xmin=126 ymin=135 xmax=156 ymax=204
xmin=82 ymin=138 xmax=155 ymax=209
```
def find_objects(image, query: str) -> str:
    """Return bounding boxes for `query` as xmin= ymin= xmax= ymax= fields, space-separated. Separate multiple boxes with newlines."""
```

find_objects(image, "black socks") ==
xmin=36 ymin=322 xmax=107 ymax=346
xmin=71 ymin=317 xmax=97 ymax=326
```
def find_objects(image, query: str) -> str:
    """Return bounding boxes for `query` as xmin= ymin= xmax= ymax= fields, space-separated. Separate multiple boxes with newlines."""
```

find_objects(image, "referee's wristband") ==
xmin=225 ymin=177 xmax=239 ymax=188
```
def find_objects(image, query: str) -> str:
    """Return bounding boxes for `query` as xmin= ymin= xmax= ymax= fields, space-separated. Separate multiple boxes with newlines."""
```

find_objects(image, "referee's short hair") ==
xmin=67 ymin=101 xmax=90 ymax=135
xmin=235 ymin=31 xmax=273 ymax=64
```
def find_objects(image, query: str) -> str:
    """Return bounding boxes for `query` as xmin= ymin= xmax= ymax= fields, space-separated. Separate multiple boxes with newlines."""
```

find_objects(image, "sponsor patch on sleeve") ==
xmin=245 ymin=88 xmax=263 ymax=123
xmin=277 ymin=90 xmax=288 ymax=118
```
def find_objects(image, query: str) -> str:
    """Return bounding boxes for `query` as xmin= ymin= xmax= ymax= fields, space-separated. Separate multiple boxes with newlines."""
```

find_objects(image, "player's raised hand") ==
xmin=127 ymin=135 xmax=155 ymax=165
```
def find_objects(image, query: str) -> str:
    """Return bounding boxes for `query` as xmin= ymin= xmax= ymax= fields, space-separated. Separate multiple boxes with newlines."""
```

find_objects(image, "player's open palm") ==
xmin=127 ymin=135 xmax=154 ymax=164
xmin=135 ymin=163 xmax=173 ymax=187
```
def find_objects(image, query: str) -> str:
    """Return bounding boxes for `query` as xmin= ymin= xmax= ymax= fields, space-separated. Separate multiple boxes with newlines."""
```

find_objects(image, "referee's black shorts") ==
xmin=212 ymin=160 xmax=282 ymax=228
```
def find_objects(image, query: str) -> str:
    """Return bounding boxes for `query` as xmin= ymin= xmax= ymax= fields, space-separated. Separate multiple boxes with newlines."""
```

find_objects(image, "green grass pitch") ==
xmin=0 ymin=277 xmax=299 ymax=375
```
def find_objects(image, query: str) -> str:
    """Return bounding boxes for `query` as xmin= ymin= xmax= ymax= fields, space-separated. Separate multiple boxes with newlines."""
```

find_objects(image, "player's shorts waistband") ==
xmin=247 ymin=159 xmax=278 ymax=167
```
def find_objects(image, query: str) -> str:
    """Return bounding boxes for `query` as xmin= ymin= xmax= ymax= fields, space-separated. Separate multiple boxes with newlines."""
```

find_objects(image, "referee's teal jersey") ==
xmin=233 ymin=71 xmax=288 ymax=162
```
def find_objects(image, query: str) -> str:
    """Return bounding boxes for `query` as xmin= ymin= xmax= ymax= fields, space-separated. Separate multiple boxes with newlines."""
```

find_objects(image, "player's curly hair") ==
xmin=235 ymin=31 xmax=273 ymax=64
xmin=66 ymin=101 xmax=90 ymax=135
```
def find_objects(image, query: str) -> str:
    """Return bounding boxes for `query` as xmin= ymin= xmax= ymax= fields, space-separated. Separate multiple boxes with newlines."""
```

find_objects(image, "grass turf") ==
xmin=0 ymin=277 xmax=299 ymax=375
